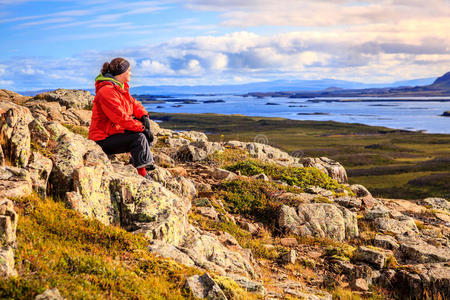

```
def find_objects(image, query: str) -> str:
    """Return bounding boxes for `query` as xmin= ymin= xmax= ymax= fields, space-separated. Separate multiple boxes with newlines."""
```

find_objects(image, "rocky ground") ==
xmin=0 ymin=88 xmax=449 ymax=299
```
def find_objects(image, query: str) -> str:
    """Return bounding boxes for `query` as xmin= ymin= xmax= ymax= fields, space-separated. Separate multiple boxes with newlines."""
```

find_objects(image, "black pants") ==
xmin=96 ymin=131 xmax=154 ymax=168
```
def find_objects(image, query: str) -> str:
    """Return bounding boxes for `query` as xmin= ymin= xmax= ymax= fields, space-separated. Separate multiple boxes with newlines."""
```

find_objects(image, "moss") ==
xmin=2 ymin=193 xmax=199 ymax=299
xmin=84 ymin=102 xmax=93 ymax=111
xmin=212 ymin=275 xmax=261 ymax=300
xmin=30 ymin=142 xmax=52 ymax=158
xmin=332 ymin=287 xmax=362 ymax=300
xmin=61 ymin=124 xmax=89 ymax=139
xmin=325 ymin=245 xmax=356 ymax=261
xmin=313 ymin=196 xmax=334 ymax=204
xmin=213 ymin=178 xmax=305 ymax=225
xmin=207 ymin=148 xmax=250 ymax=167
xmin=384 ymin=255 xmax=398 ymax=269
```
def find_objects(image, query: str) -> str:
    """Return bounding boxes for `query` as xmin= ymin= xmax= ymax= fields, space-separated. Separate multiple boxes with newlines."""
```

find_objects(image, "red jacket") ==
xmin=88 ymin=78 xmax=147 ymax=141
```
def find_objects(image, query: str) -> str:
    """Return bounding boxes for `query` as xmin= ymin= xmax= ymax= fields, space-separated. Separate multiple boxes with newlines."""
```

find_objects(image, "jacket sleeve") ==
xmin=98 ymin=87 xmax=144 ymax=132
xmin=131 ymin=96 xmax=148 ymax=119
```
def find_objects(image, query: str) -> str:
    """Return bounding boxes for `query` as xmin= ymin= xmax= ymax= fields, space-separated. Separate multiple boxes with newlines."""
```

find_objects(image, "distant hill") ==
xmin=246 ymin=71 xmax=450 ymax=98
xmin=129 ymin=77 xmax=436 ymax=95
xmin=430 ymin=71 xmax=450 ymax=89
xmin=14 ymin=75 xmax=440 ymax=96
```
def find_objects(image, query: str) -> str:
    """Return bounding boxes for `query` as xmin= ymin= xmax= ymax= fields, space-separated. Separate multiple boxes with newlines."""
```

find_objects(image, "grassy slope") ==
xmin=1 ymin=193 xmax=199 ymax=300
xmin=150 ymin=112 xmax=450 ymax=200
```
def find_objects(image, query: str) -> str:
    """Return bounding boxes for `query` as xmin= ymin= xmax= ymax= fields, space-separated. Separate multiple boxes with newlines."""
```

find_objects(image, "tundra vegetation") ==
xmin=149 ymin=112 xmax=450 ymax=200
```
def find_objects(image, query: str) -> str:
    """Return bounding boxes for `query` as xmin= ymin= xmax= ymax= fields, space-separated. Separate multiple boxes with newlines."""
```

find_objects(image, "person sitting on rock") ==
xmin=88 ymin=57 xmax=155 ymax=177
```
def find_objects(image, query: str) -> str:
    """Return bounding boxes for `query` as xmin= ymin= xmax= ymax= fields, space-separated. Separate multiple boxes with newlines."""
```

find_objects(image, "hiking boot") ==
xmin=143 ymin=173 xmax=153 ymax=180
xmin=146 ymin=164 xmax=156 ymax=171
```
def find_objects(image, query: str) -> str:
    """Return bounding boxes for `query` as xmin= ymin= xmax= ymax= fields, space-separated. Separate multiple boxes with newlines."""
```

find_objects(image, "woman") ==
xmin=88 ymin=57 xmax=155 ymax=177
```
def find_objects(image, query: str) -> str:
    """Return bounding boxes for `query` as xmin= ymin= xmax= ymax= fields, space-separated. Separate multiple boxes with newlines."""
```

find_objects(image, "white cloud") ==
xmin=2 ymin=28 xmax=450 ymax=90
xmin=19 ymin=65 xmax=44 ymax=75
xmin=185 ymin=0 xmax=450 ymax=27
xmin=0 ymin=80 xmax=14 ymax=86
xmin=139 ymin=59 xmax=174 ymax=75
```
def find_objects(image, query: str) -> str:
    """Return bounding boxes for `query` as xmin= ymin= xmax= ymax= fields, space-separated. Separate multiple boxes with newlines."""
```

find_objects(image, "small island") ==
xmin=442 ymin=111 xmax=450 ymax=117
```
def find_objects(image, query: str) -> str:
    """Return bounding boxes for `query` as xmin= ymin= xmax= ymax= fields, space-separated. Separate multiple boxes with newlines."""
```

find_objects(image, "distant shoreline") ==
xmin=306 ymin=98 xmax=450 ymax=103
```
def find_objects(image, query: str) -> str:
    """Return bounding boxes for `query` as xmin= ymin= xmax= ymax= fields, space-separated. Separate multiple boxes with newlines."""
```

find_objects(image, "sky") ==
xmin=0 ymin=0 xmax=449 ymax=91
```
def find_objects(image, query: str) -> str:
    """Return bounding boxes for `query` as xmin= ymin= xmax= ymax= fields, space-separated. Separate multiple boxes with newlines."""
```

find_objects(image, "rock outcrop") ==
xmin=0 ymin=199 xmax=18 ymax=277
xmin=278 ymin=203 xmax=358 ymax=241
xmin=33 ymin=88 xmax=94 ymax=110
xmin=0 ymin=102 xmax=33 ymax=168
xmin=302 ymin=157 xmax=348 ymax=183
xmin=185 ymin=273 xmax=227 ymax=300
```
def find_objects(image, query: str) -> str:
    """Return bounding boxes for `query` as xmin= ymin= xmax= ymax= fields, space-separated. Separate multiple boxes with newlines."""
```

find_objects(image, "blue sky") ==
xmin=1 ymin=0 xmax=449 ymax=90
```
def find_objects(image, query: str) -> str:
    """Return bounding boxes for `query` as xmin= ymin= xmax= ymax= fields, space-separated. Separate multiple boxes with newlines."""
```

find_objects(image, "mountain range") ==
xmin=17 ymin=76 xmax=437 ymax=96
xmin=129 ymin=77 xmax=437 ymax=95
xmin=247 ymin=71 xmax=450 ymax=98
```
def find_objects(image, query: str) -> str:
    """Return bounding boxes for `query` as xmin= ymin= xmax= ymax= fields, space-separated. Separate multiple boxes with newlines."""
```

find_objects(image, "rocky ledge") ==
xmin=0 ymin=88 xmax=449 ymax=299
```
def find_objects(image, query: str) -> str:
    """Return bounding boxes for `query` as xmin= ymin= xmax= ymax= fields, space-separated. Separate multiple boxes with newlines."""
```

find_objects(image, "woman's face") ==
xmin=115 ymin=67 xmax=132 ymax=83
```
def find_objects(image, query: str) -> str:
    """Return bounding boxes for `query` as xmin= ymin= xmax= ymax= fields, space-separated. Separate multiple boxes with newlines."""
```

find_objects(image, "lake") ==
xmin=140 ymin=95 xmax=450 ymax=134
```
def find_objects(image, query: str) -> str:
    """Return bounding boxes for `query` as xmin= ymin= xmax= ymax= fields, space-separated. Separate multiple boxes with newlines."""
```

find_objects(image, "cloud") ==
xmin=184 ymin=0 xmax=450 ymax=27
xmin=0 ymin=80 xmax=14 ymax=86
xmin=2 ymin=28 xmax=450 ymax=90
xmin=138 ymin=59 xmax=175 ymax=75
xmin=1 ymin=0 xmax=171 ymax=29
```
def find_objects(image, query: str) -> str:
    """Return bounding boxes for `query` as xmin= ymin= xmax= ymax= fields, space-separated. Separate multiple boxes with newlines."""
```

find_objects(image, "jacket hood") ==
xmin=95 ymin=73 xmax=125 ymax=92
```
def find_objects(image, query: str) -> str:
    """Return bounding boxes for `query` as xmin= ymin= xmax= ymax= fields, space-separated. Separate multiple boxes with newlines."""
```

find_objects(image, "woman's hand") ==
xmin=140 ymin=115 xmax=151 ymax=130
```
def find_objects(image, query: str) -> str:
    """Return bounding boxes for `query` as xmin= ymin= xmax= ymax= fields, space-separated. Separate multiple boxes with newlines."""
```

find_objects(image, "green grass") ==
xmin=150 ymin=112 xmax=450 ymax=200
xmin=1 ymin=193 xmax=199 ymax=299
xmin=350 ymin=171 xmax=450 ymax=199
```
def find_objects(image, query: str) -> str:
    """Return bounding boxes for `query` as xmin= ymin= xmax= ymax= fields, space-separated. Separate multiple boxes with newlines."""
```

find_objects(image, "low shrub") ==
xmin=225 ymin=159 xmax=347 ymax=192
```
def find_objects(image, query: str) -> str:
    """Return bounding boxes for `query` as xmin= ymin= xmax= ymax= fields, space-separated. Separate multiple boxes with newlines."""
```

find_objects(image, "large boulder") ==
xmin=176 ymin=141 xmax=224 ymax=162
xmin=178 ymin=131 xmax=208 ymax=143
xmin=0 ymin=166 xmax=32 ymax=199
xmin=374 ymin=216 xmax=418 ymax=236
xmin=25 ymin=100 xmax=65 ymax=123
xmin=111 ymin=163 xmax=191 ymax=245
xmin=28 ymin=119 xmax=51 ymax=149
xmin=225 ymin=140 xmax=298 ymax=165
xmin=26 ymin=152 xmax=53 ymax=197
xmin=185 ymin=273 xmax=228 ymax=300
xmin=278 ymin=203 xmax=358 ymax=241
xmin=0 ymin=102 xmax=33 ymax=167
xmin=350 ymin=184 xmax=374 ymax=207
xmin=25 ymin=99 xmax=92 ymax=126
xmin=66 ymin=164 xmax=118 ymax=226
xmin=398 ymin=238 xmax=450 ymax=264
xmin=149 ymin=226 xmax=256 ymax=278
xmin=374 ymin=234 xmax=399 ymax=250
xmin=353 ymin=246 xmax=386 ymax=269
xmin=33 ymin=89 xmax=93 ymax=110
xmin=421 ymin=197 xmax=450 ymax=212
xmin=0 ymin=199 xmax=18 ymax=277
xmin=35 ymin=288 xmax=64 ymax=300
xmin=46 ymin=123 xmax=108 ymax=197
xmin=302 ymin=157 xmax=348 ymax=183
xmin=148 ymin=167 xmax=197 ymax=199
xmin=0 ymin=89 xmax=30 ymax=104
